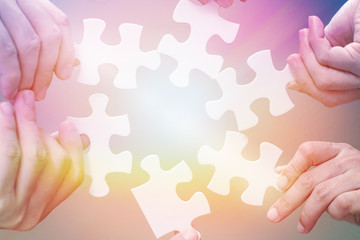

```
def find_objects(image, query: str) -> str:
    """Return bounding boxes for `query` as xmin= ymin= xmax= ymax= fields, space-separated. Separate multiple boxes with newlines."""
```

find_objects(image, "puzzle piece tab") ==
xmin=198 ymin=131 xmax=282 ymax=206
xmin=206 ymin=50 xmax=295 ymax=131
xmin=132 ymin=155 xmax=210 ymax=238
xmin=158 ymin=0 xmax=239 ymax=87
xmin=76 ymin=18 xmax=161 ymax=89
xmin=68 ymin=94 xmax=132 ymax=197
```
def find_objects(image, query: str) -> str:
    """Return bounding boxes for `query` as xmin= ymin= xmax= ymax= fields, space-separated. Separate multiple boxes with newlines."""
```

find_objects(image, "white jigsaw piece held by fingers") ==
xmin=206 ymin=50 xmax=295 ymax=131
xmin=68 ymin=94 xmax=132 ymax=197
xmin=132 ymin=155 xmax=210 ymax=239
xmin=158 ymin=0 xmax=239 ymax=87
xmin=198 ymin=131 xmax=282 ymax=206
xmin=76 ymin=18 xmax=161 ymax=89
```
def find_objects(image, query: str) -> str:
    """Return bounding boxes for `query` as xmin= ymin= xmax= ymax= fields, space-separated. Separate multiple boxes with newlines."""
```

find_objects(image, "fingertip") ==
xmin=59 ymin=120 xmax=78 ymax=135
xmin=267 ymin=207 xmax=280 ymax=223
xmin=297 ymin=222 xmax=306 ymax=234
xmin=277 ymin=175 xmax=289 ymax=189
xmin=198 ymin=0 xmax=209 ymax=5
xmin=181 ymin=229 xmax=201 ymax=240
xmin=80 ymin=134 xmax=90 ymax=150
xmin=35 ymin=86 xmax=48 ymax=101
xmin=286 ymin=81 xmax=302 ymax=92
xmin=58 ymin=64 xmax=73 ymax=80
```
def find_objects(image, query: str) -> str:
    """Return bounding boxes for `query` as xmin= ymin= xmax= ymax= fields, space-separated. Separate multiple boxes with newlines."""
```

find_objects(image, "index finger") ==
xmin=38 ymin=0 xmax=75 ymax=80
xmin=277 ymin=142 xmax=342 ymax=191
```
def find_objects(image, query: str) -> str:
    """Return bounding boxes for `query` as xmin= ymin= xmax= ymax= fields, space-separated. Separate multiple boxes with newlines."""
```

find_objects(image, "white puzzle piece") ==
xmin=68 ymin=94 xmax=132 ymax=197
xmin=206 ymin=50 xmax=295 ymax=131
xmin=132 ymin=155 xmax=210 ymax=238
xmin=158 ymin=0 xmax=239 ymax=87
xmin=198 ymin=131 xmax=282 ymax=206
xmin=76 ymin=18 xmax=161 ymax=89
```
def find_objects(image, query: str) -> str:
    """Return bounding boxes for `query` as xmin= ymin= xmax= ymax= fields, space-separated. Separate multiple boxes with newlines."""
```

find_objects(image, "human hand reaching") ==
xmin=0 ymin=0 xmax=75 ymax=101
xmin=267 ymin=142 xmax=360 ymax=233
xmin=287 ymin=0 xmax=360 ymax=107
xmin=0 ymin=90 xmax=88 ymax=231
xmin=198 ymin=0 xmax=247 ymax=8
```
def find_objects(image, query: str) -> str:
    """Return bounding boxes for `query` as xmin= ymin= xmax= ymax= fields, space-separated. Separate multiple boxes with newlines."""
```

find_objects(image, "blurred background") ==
xmin=0 ymin=0 xmax=359 ymax=239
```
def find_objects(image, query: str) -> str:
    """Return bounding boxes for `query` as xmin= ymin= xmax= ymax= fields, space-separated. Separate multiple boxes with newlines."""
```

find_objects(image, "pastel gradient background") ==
xmin=0 ymin=0 xmax=360 ymax=239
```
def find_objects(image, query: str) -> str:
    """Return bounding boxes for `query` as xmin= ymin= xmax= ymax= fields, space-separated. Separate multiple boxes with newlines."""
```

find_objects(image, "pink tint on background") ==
xmin=0 ymin=0 xmax=359 ymax=239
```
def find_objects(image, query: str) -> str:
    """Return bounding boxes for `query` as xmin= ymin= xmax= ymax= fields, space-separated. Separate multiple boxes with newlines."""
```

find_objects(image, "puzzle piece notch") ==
xmin=157 ymin=0 xmax=239 ymax=87
xmin=174 ymin=0 xmax=239 ymax=44
xmin=68 ymin=94 xmax=132 ymax=197
xmin=76 ymin=18 xmax=161 ymax=89
xmin=198 ymin=131 xmax=281 ymax=206
xmin=132 ymin=155 xmax=210 ymax=239
xmin=206 ymin=50 xmax=295 ymax=131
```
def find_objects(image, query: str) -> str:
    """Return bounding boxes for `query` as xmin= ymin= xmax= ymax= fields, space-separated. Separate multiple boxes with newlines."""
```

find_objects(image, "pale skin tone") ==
xmin=0 ymin=0 xmax=201 ymax=238
xmin=267 ymin=0 xmax=360 ymax=234
xmin=198 ymin=0 xmax=247 ymax=8
xmin=0 ymin=0 xmax=76 ymax=101
xmin=200 ymin=0 xmax=360 ymax=235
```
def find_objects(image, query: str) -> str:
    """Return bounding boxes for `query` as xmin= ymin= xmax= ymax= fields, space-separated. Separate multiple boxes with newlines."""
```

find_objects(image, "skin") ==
xmin=0 ymin=90 xmax=87 ymax=230
xmin=268 ymin=142 xmax=360 ymax=233
xmin=268 ymin=1 xmax=360 ymax=233
xmin=198 ymin=0 xmax=247 ymax=8
xmin=287 ymin=0 xmax=360 ymax=107
xmin=0 ymin=0 xmax=202 ymax=237
xmin=0 ymin=0 xmax=76 ymax=101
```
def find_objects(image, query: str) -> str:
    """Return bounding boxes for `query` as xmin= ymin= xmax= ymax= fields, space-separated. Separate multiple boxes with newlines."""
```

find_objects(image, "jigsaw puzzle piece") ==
xmin=76 ymin=18 xmax=160 ymax=89
xmin=198 ymin=131 xmax=281 ymax=206
xmin=68 ymin=94 xmax=132 ymax=197
xmin=132 ymin=155 xmax=210 ymax=239
xmin=157 ymin=0 xmax=239 ymax=87
xmin=206 ymin=50 xmax=295 ymax=131
xmin=174 ymin=0 xmax=239 ymax=43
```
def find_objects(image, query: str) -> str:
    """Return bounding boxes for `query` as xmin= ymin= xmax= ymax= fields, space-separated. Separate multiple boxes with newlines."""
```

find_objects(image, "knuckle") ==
xmin=55 ymin=13 xmax=70 ymax=27
xmin=278 ymin=197 xmax=291 ymax=211
xmin=298 ymin=172 xmax=314 ymax=190
xmin=43 ymin=27 xmax=62 ymax=46
xmin=24 ymin=36 xmax=41 ymax=54
xmin=316 ymin=51 xmax=329 ymax=65
xmin=334 ymin=195 xmax=352 ymax=213
xmin=322 ymin=98 xmax=339 ymax=108
xmin=6 ymin=145 xmax=21 ymax=162
xmin=1 ymin=41 xmax=18 ymax=59
xmin=313 ymin=184 xmax=329 ymax=201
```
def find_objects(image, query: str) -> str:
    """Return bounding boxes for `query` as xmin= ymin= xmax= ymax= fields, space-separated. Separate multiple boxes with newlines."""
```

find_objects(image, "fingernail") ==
xmin=1 ymin=102 xmax=13 ymax=115
xmin=297 ymin=222 xmax=306 ymax=233
xmin=274 ymin=166 xmax=285 ymax=174
xmin=277 ymin=175 xmax=288 ymax=189
xmin=182 ymin=229 xmax=200 ymax=240
xmin=267 ymin=207 xmax=279 ymax=222
xmin=22 ymin=90 xmax=35 ymax=108
xmin=286 ymin=82 xmax=301 ymax=91
xmin=62 ymin=64 xmax=73 ymax=79
xmin=37 ymin=87 xmax=48 ymax=101
xmin=74 ymin=58 xmax=80 ymax=67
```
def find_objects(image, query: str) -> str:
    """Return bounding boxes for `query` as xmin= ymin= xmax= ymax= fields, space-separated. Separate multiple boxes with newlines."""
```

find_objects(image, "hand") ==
xmin=287 ymin=1 xmax=360 ymax=107
xmin=0 ymin=90 xmax=89 ymax=231
xmin=171 ymin=229 xmax=201 ymax=240
xmin=267 ymin=142 xmax=360 ymax=233
xmin=0 ymin=0 xmax=75 ymax=101
xmin=198 ymin=0 xmax=247 ymax=8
